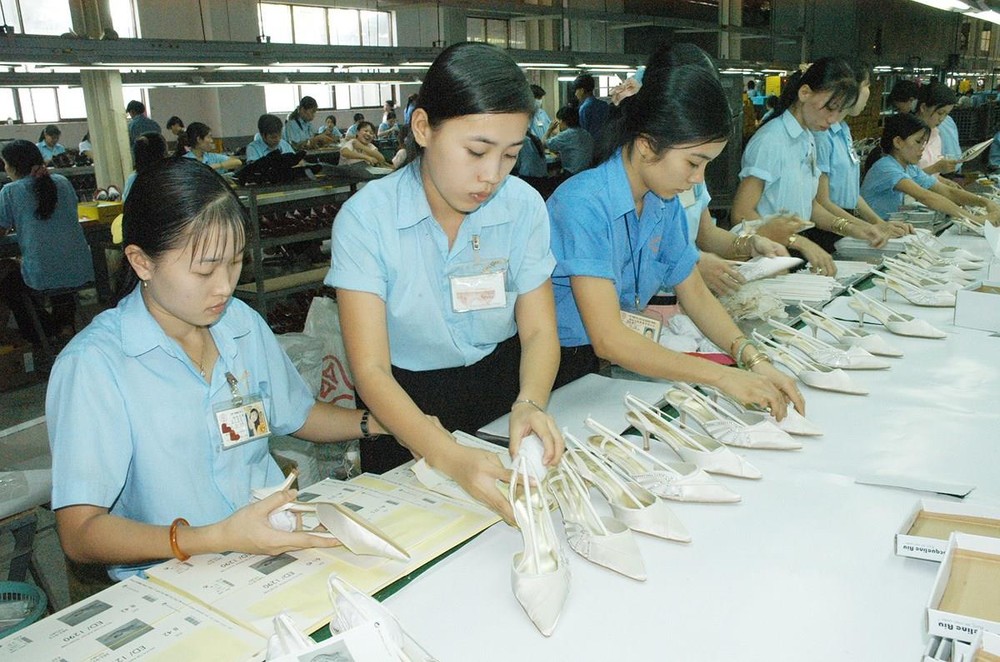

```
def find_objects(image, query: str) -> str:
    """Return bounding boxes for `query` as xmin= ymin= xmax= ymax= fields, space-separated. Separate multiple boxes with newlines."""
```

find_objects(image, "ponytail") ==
xmin=526 ymin=131 xmax=544 ymax=158
xmin=760 ymin=57 xmax=858 ymax=128
xmin=1 ymin=140 xmax=58 ymax=220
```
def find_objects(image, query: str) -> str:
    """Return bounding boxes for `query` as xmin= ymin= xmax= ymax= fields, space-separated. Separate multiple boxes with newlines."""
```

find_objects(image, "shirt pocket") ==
xmin=467 ymin=294 xmax=517 ymax=347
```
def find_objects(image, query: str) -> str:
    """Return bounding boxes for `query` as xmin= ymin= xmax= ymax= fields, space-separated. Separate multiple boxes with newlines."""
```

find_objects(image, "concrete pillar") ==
xmin=719 ymin=0 xmax=742 ymax=61
xmin=70 ymin=0 xmax=132 ymax=188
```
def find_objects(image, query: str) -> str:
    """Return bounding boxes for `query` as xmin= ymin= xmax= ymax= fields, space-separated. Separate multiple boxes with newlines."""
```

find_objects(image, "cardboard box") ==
xmin=0 ymin=341 xmax=36 ymax=391
xmin=927 ymin=533 xmax=1000 ymax=643
xmin=897 ymin=500 xmax=1000 ymax=562
xmin=954 ymin=281 xmax=1000 ymax=333
xmin=77 ymin=201 xmax=123 ymax=223
xmin=965 ymin=629 xmax=1000 ymax=661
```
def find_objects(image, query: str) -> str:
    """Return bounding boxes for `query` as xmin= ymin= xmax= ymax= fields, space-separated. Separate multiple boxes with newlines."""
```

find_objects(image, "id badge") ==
xmin=215 ymin=395 xmax=271 ymax=450
xmin=678 ymin=188 xmax=697 ymax=207
xmin=620 ymin=310 xmax=662 ymax=342
xmin=450 ymin=258 xmax=508 ymax=312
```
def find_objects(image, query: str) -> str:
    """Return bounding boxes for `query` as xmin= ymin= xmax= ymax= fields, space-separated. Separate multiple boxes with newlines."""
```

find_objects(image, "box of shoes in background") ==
xmin=77 ymin=201 xmax=123 ymax=223
xmin=926 ymin=532 xmax=1000 ymax=643
xmin=896 ymin=499 xmax=1000 ymax=562
xmin=954 ymin=281 xmax=1000 ymax=333
xmin=0 ymin=341 xmax=36 ymax=391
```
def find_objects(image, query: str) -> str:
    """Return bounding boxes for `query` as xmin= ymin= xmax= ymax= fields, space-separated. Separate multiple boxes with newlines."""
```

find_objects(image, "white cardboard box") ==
xmin=897 ymin=500 xmax=1000 ymax=562
xmin=954 ymin=281 xmax=1000 ymax=333
xmin=965 ymin=629 xmax=1000 ymax=661
xmin=927 ymin=533 xmax=1000 ymax=643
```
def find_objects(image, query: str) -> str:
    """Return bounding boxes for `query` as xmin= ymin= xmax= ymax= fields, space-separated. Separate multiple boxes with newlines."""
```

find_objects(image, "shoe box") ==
xmin=926 ymin=533 xmax=1000 ymax=644
xmin=0 ymin=341 xmax=37 ymax=391
xmin=954 ymin=281 xmax=1000 ymax=332
xmin=77 ymin=201 xmax=124 ymax=223
xmin=896 ymin=499 xmax=1000 ymax=562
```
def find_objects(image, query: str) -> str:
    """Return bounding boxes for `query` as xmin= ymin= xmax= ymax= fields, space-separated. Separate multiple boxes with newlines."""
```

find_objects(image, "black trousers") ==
xmin=357 ymin=335 xmax=524 ymax=474
xmin=0 ymin=261 xmax=77 ymax=344
xmin=553 ymin=344 xmax=599 ymax=391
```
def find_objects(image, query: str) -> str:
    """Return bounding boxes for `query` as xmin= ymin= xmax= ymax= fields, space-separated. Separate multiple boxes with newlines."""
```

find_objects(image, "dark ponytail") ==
xmin=761 ymin=57 xmax=858 ymax=127
xmin=916 ymin=82 xmax=957 ymax=113
xmin=880 ymin=112 xmax=929 ymax=155
xmin=1 ymin=140 xmax=58 ymax=220
xmin=526 ymin=131 xmax=544 ymax=158
xmin=597 ymin=63 xmax=732 ymax=164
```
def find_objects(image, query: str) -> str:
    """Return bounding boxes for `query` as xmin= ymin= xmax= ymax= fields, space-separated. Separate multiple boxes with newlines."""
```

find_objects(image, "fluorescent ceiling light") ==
xmin=557 ymin=76 xmax=577 ymax=81
xmin=966 ymin=9 xmax=1000 ymax=23
xmin=517 ymin=62 xmax=570 ymax=67
xmin=909 ymin=0 xmax=969 ymax=10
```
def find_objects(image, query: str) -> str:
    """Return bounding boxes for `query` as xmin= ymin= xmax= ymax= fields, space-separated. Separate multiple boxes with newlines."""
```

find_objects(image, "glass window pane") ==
xmin=511 ymin=21 xmax=526 ymax=49
xmin=264 ymin=84 xmax=297 ymax=114
xmin=380 ymin=84 xmax=394 ymax=107
xmin=329 ymin=9 xmax=360 ymax=46
xmin=334 ymin=84 xmax=351 ymax=109
xmin=29 ymin=88 xmax=58 ymax=123
xmin=298 ymin=84 xmax=331 ymax=109
xmin=108 ymin=0 xmax=139 ymax=38
xmin=260 ymin=3 xmax=293 ymax=43
xmin=121 ymin=87 xmax=149 ymax=116
xmin=21 ymin=0 xmax=72 ymax=35
xmin=467 ymin=18 xmax=485 ymax=43
xmin=376 ymin=11 xmax=391 ymax=47
xmin=486 ymin=19 xmax=507 ymax=48
xmin=292 ymin=6 xmax=327 ymax=45
xmin=57 ymin=86 xmax=86 ymax=119
xmin=1 ymin=0 xmax=20 ymax=33
xmin=18 ymin=89 xmax=34 ymax=124
xmin=0 ymin=89 xmax=16 ymax=123
xmin=360 ymin=10 xmax=378 ymax=46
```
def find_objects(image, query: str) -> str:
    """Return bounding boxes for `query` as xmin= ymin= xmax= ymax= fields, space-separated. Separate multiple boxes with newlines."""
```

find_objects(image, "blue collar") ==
xmin=779 ymin=110 xmax=807 ymax=139
xmin=119 ymin=287 xmax=250 ymax=363
xmin=394 ymin=160 xmax=513 ymax=231
xmin=604 ymin=150 xmax=670 ymax=219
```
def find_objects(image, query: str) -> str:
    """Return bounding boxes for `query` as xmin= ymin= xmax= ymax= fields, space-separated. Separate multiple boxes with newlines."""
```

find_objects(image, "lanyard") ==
xmin=624 ymin=215 xmax=642 ymax=312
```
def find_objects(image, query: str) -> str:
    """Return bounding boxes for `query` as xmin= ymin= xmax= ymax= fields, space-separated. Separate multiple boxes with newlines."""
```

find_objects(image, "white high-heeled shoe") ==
xmin=563 ymin=432 xmax=691 ymax=542
xmin=623 ymin=394 xmax=763 ymax=479
xmin=751 ymin=331 xmax=869 ymax=395
xmin=894 ymin=251 xmax=976 ymax=282
xmin=767 ymin=318 xmax=890 ymax=370
xmin=880 ymin=258 xmax=963 ymax=292
xmin=951 ymin=216 xmax=986 ymax=236
xmin=584 ymin=417 xmax=742 ymax=503
xmin=544 ymin=460 xmax=647 ymax=580
xmin=315 ymin=502 xmax=411 ymax=561
xmin=704 ymin=385 xmax=823 ymax=436
xmin=797 ymin=301 xmax=903 ymax=358
xmin=664 ymin=383 xmax=802 ymax=450
xmin=873 ymin=273 xmax=956 ymax=307
xmin=509 ymin=452 xmax=570 ymax=637
xmin=847 ymin=287 xmax=946 ymax=338
xmin=909 ymin=234 xmax=984 ymax=266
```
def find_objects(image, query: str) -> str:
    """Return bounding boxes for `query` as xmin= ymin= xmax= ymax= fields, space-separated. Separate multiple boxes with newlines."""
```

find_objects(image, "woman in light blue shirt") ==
xmin=36 ymin=124 xmax=67 ymax=164
xmin=514 ymin=132 xmax=547 ymax=178
xmin=860 ymin=113 xmax=998 ymax=222
xmin=813 ymin=63 xmax=906 ymax=244
xmin=543 ymin=104 xmax=594 ymax=174
xmin=732 ymin=58 xmax=861 ymax=275
xmin=328 ymin=43 xmax=563 ymax=523
xmin=183 ymin=122 xmax=242 ymax=173
xmin=284 ymin=96 xmax=335 ymax=150
xmin=245 ymin=114 xmax=297 ymax=163
xmin=0 ymin=140 xmax=93 ymax=343
xmin=123 ymin=131 xmax=168 ymax=201
xmin=547 ymin=44 xmax=803 ymax=418
xmin=47 ymin=158 xmax=381 ymax=580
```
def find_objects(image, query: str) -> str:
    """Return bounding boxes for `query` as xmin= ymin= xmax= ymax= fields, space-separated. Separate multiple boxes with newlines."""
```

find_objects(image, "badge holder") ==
xmin=620 ymin=310 xmax=663 ymax=342
xmin=449 ymin=234 xmax=509 ymax=313
xmin=214 ymin=371 xmax=271 ymax=450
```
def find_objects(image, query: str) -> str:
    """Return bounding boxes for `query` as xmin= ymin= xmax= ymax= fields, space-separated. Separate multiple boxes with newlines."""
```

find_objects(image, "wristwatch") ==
xmin=787 ymin=234 xmax=798 ymax=248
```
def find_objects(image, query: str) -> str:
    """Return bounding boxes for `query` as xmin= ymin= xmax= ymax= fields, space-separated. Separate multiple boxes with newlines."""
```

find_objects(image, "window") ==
xmin=260 ymin=3 xmax=396 ymax=112
xmin=467 ymin=16 xmax=525 ymax=49
xmin=596 ymin=75 xmax=623 ymax=98
xmin=980 ymin=25 xmax=992 ymax=55
xmin=0 ymin=89 xmax=16 ymax=123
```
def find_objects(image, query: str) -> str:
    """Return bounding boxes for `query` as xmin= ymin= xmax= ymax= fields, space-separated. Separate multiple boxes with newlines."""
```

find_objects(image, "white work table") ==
xmin=384 ymin=226 xmax=1000 ymax=661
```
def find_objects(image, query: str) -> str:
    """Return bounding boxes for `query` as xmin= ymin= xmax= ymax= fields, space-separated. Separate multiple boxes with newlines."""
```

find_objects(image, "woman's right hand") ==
xmin=216 ymin=490 xmax=343 ymax=556
xmin=443 ymin=445 xmax=515 ymax=525
xmin=711 ymin=367 xmax=788 ymax=420
xmin=793 ymin=237 xmax=837 ymax=276
xmin=933 ymin=157 xmax=958 ymax=174
xmin=698 ymin=252 xmax=745 ymax=296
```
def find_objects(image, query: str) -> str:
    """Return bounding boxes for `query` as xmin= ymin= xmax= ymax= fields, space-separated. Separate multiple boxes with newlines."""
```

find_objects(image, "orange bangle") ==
xmin=169 ymin=517 xmax=191 ymax=562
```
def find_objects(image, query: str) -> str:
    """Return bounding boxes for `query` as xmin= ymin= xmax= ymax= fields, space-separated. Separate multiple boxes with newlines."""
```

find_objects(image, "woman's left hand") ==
xmin=751 ymin=361 xmax=806 ymax=416
xmin=508 ymin=403 xmax=564 ymax=467
xmin=884 ymin=220 xmax=913 ymax=237
xmin=749 ymin=234 xmax=790 ymax=258
xmin=698 ymin=253 xmax=745 ymax=296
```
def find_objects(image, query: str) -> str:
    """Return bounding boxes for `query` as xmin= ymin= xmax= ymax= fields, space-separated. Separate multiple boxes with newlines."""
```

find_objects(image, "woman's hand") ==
xmin=857 ymin=222 xmax=889 ymax=249
xmin=508 ymin=403 xmax=564 ymax=467
xmin=710 ymin=368 xmax=788 ymax=420
xmin=793 ymin=238 xmax=837 ymax=276
xmin=215 ymin=490 xmax=343 ymax=556
xmin=883 ymin=220 xmax=913 ymax=237
xmin=751 ymin=361 xmax=805 ymax=416
xmin=749 ymin=234 xmax=789 ymax=258
xmin=444 ymin=445 xmax=516 ymax=525
xmin=698 ymin=253 xmax=745 ymax=296
xmin=932 ymin=157 xmax=958 ymax=175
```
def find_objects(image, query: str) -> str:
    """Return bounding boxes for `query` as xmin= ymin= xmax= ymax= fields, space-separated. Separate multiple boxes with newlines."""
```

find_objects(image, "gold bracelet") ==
xmin=729 ymin=335 xmax=749 ymax=357
xmin=787 ymin=234 xmax=798 ymax=248
xmin=833 ymin=217 xmax=851 ymax=236
xmin=512 ymin=398 xmax=546 ymax=413
xmin=732 ymin=234 xmax=754 ymax=259
xmin=744 ymin=352 xmax=771 ymax=370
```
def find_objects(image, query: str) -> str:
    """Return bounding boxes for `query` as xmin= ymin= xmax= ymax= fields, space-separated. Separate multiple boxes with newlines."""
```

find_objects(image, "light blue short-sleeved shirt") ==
xmin=547 ymin=127 xmax=594 ymax=175
xmin=530 ymin=108 xmax=551 ymax=142
xmin=345 ymin=124 xmax=360 ymax=138
xmin=0 ymin=174 xmax=93 ymax=290
xmin=740 ymin=111 xmax=820 ymax=220
xmin=327 ymin=162 xmax=556 ymax=371
xmin=122 ymin=171 xmax=137 ymax=200
xmin=515 ymin=137 xmax=548 ymax=178
xmin=318 ymin=125 xmax=343 ymax=139
xmin=547 ymin=151 xmax=699 ymax=348
xmin=814 ymin=121 xmax=861 ymax=209
xmin=36 ymin=142 xmax=66 ymax=163
xmin=283 ymin=116 xmax=313 ymax=146
xmin=184 ymin=150 xmax=234 ymax=172
xmin=937 ymin=115 xmax=961 ymax=173
xmin=47 ymin=290 xmax=314 ymax=580
xmin=860 ymin=155 xmax=938 ymax=219
xmin=377 ymin=122 xmax=399 ymax=136
xmin=245 ymin=134 xmax=295 ymax=163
